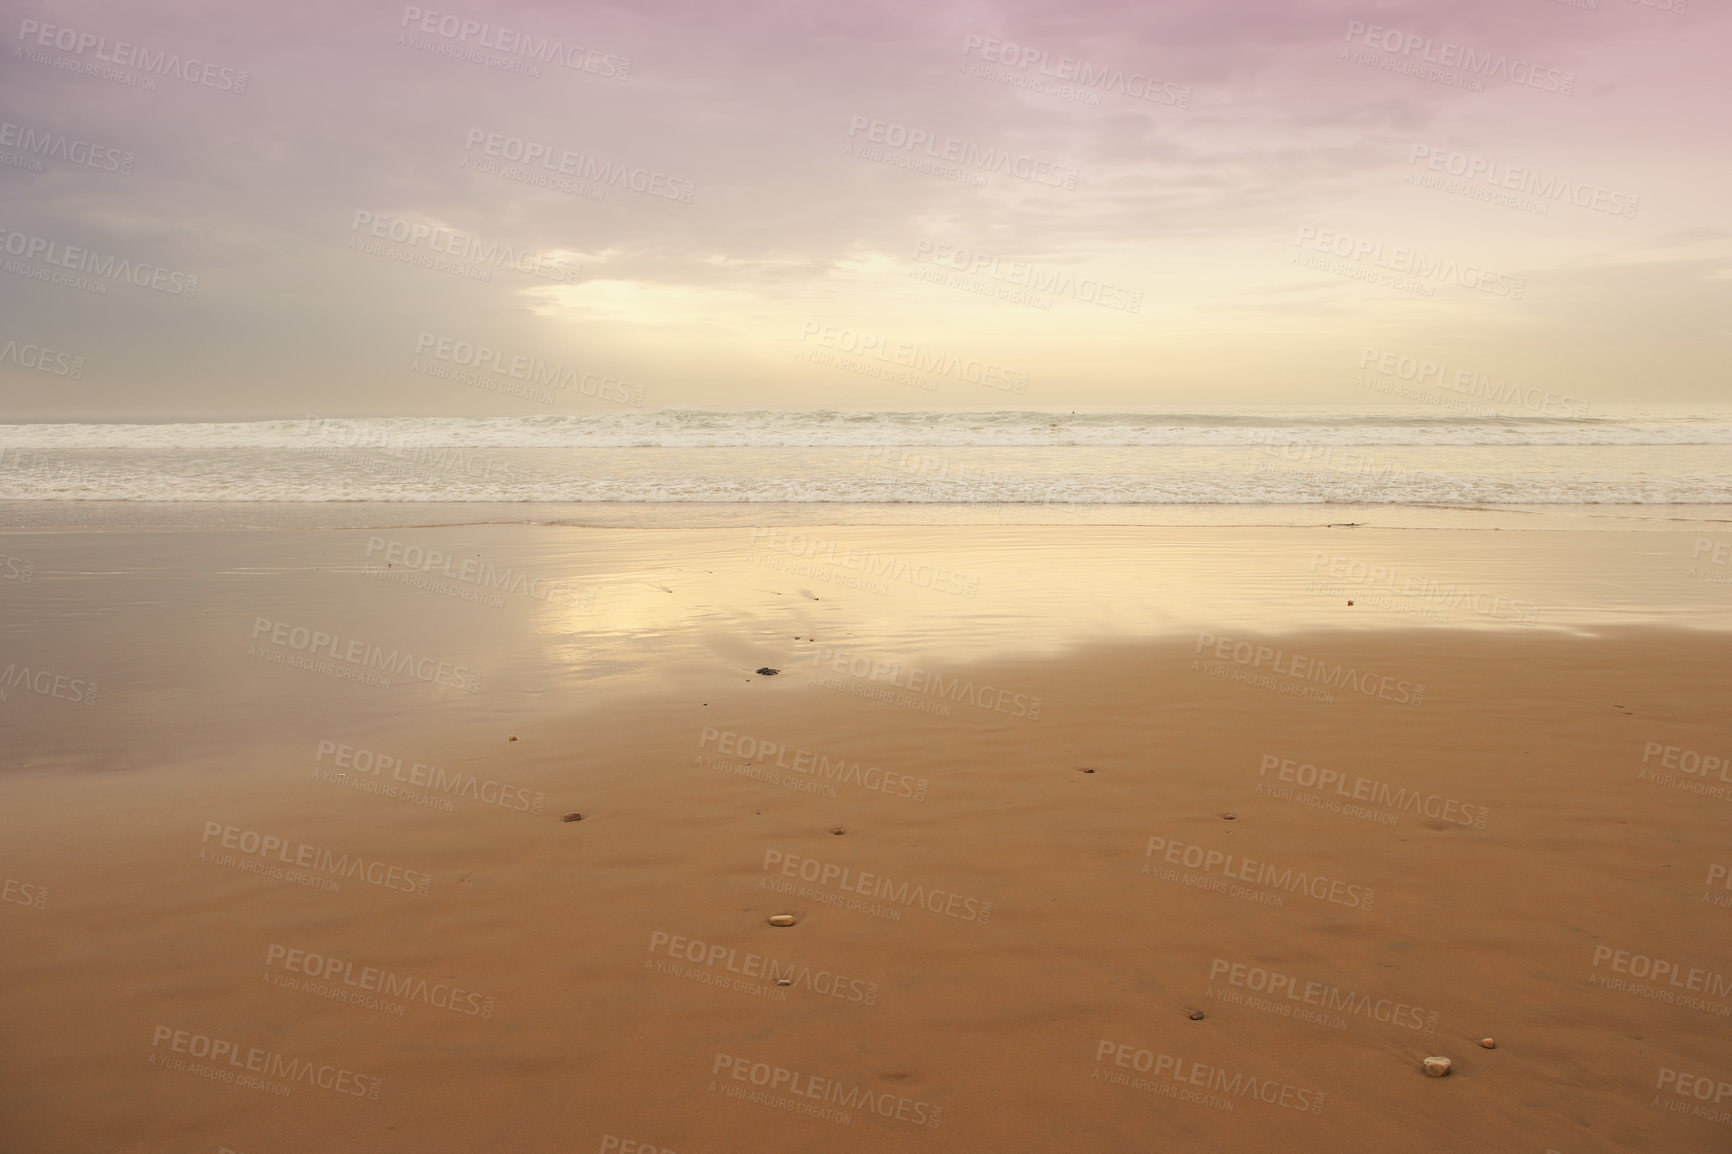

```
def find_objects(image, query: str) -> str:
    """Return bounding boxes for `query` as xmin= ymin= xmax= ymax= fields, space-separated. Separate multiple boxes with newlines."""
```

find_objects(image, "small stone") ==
xmin=1422 ymin=1056 xmax=1452 ymax=1077
xmin=756 ymin=667 xmax=780 ymax=676
xmin=1080 ymin=767 xmax=1095 ymax=774
xmin=561 ymin=812 xmax=583 ymax=822
xmin=768 ymin=914 xmax=797 ymax=927
xmin=1188 ymin=1011 xmax=1205 ymax=1021
xmin=1222 ymin=813 xmax=1236 ymax=821
xmin=507 ymin=736 xmax=517 ymax=741
xmin=1478 ymin=1038 xmax=1496 ymax=1049
xmin=830 ymin=826 xmax=846 ymax=835
xmin=1347 ymin=600 xmax=1354 ymax=606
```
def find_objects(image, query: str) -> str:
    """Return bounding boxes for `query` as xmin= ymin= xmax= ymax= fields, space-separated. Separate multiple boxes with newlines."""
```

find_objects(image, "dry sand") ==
xmin=2 ymin=523 xmax=1730 ymax=1153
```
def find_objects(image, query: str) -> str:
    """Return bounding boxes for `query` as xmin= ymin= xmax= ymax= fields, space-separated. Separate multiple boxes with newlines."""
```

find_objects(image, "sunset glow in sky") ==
xmin=2 ymin=0 xmax=1728 ymax=418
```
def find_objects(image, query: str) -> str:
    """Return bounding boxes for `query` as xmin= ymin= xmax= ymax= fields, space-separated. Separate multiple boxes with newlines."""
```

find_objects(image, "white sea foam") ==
xmin=0 ymin=409 xmax=1727 ymax=503
xmin=3 ymin=408 xmax=1730 ymax=450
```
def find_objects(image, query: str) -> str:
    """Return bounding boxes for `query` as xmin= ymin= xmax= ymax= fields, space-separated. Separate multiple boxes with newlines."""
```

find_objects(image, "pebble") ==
xmin=1188 ymin=1011 xmax=1205 ymax=1021
xmin=561 ymin=813 xmax=583 ymax=822
xmin=1478 ymin=1038 xmax=1496 ymax=1049
xmin=830 ymin=826 xmax=846 ymax=835
xmin=507 ymin=736 xmax=517 ymax=741
xmin=756 ymin=667 xmax=780 ymax=676
xmin=1422 ymin=1056 xmax=1452 ymax=1077
xmin=768 ymin=914 xmax=797 ymax=927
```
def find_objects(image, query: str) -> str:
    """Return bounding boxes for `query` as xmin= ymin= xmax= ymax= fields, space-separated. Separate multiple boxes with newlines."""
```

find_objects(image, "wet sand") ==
xmin=2 ymin=523 xmax=1730 ymax=1153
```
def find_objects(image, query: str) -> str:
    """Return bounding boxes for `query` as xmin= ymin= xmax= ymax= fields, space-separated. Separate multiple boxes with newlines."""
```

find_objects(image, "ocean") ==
xmin=0 ymin=408 xmax=1728 ymax=509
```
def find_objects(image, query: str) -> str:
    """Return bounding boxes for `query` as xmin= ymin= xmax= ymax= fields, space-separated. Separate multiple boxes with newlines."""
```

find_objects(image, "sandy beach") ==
xmin=2 ymin=520 xmax=1729 ymax=1153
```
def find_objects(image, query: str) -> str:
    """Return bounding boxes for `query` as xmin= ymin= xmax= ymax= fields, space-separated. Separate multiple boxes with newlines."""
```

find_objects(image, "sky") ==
xmin=1 ymin=0 xmax=1727 ymax=419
